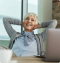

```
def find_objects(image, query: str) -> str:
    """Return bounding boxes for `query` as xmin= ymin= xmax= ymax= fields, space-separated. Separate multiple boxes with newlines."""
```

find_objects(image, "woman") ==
xmin=3 ymin=12 xmax=57 ymax=57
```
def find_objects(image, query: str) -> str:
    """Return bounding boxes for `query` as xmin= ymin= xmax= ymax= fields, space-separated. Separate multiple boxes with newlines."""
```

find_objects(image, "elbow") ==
xmin=3 ymin=17 xmax=7 ymax=21
xmin=53 ymin=19 xmax=57 ymax=27
xmin=3 ymin=17 xmax=6 ymax=22
xmin=52 ymin=19 xmax=57 ymax=28
xmin=3 ymin=17 xmax=8 ymax=23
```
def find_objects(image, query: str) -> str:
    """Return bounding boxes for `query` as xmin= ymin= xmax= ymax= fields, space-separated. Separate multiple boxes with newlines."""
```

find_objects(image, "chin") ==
xmin=25 ymin=28 xmax=33 ymax=31
xmin=27 ymin=29 xmax=33 ymax=31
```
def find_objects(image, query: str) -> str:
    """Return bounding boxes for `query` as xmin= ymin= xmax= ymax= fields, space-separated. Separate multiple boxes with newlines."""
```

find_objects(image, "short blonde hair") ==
xmin=24 ymin=12 xmax=40 ymax=24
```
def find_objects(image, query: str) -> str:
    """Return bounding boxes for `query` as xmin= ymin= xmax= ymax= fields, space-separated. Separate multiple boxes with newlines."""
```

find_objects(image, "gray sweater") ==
xmin=3 ymin=17 xmax=57 ymax=56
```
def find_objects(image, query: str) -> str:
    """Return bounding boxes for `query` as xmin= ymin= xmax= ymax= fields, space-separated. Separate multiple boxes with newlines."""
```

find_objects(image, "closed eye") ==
xmin=31 ymin=20 xmax=34 ymax=21
xmin=31 ymin=18 xmax=34 ymax=21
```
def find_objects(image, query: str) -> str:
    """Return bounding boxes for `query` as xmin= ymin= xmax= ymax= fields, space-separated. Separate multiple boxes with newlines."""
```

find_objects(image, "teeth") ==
xmin=26 ymin=24 xmax=31 ymax=26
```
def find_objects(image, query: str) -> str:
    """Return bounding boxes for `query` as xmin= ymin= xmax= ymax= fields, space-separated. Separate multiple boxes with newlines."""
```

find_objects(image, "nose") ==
xmin=28 ymin=19 xmax=31 ymax=23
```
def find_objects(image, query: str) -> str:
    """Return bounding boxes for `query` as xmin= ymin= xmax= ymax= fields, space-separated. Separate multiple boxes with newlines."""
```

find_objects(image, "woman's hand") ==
xmin=20 ymin=21 xmax=24 ymax=27
xmin=33 ymin=24 xmax=41 ymax=30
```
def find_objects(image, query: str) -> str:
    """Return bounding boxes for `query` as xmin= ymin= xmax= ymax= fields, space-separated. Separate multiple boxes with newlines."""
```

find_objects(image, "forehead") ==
xmin=26 ymin=15 xmax=35 ymax=19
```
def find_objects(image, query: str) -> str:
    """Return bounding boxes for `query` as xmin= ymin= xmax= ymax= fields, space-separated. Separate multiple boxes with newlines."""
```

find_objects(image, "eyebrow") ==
xmin=26 ymin=17 xmax=29 ymax=19
xmin=31 ymin=18 xmax=34 ymax=20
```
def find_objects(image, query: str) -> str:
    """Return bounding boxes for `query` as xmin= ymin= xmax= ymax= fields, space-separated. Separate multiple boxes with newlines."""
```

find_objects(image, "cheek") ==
xmin=32 ymin=23 xmax=36 ymax=26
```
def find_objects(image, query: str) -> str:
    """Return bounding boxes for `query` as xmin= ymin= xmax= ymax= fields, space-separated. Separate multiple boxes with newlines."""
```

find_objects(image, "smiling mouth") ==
xmin=26 ymin=24 xmax=31 ymax=26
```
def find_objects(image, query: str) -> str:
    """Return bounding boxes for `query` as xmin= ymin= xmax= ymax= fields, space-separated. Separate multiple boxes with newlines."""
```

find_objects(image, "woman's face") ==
xmin=24 ymin=16 xmax=36 ymax=32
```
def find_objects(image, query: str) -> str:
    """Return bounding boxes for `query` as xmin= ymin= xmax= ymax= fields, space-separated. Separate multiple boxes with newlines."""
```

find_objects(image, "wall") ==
xmin=40 ymin=0 xmax=52 ymax=52
xmin=41 ymin=0 xmax=52 ymax=22
xmin=52 ymin=0 xmax=60 ymax=28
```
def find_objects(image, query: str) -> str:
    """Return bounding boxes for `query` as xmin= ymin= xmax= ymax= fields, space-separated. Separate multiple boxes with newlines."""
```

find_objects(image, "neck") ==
xmin=24 ymin=29 xmax=33 ymax=32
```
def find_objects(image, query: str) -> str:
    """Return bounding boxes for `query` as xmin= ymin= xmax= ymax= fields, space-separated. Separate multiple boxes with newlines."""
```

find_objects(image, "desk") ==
xmin=12 ymin=56 xmax=59 ymax=63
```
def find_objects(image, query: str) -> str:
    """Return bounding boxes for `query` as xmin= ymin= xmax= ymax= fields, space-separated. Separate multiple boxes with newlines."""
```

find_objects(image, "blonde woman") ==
xmin=3 ymin=12 xmax=57 ymax=57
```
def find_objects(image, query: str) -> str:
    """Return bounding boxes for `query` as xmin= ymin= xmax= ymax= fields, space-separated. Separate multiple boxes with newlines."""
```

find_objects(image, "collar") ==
xmin=21 ymin=31 xmax=34 ymax=35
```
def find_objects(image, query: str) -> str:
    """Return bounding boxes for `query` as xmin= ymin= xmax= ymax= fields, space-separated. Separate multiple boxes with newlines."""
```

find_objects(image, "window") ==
xmin=0 ymin=0 xmax=21 ymax=40
xmin=0 ymin=0 xmax=40 ymax=40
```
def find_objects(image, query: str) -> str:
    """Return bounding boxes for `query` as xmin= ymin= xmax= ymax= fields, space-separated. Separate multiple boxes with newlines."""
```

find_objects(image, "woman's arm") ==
xmin=33 ymin=19 xmax=57 ymax=29
xmin=33 ymin=20 xmax=57 ymax=42
xmin=3 ymin=17 xmax=21 ymax=38
xmin=38 ymin=20 xmax=57 ymax=42
xmin=40 ymin=19 xmax=57 ymax=28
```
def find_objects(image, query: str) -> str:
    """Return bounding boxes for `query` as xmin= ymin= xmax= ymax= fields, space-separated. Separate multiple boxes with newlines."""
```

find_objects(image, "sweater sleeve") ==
xmin=38 ymin=20 xmax=57 ymax=42
xmin=40 ymin=20 xmax=57 ymax=28
xmin=3 ymin=17 xmax=21 ymax=38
